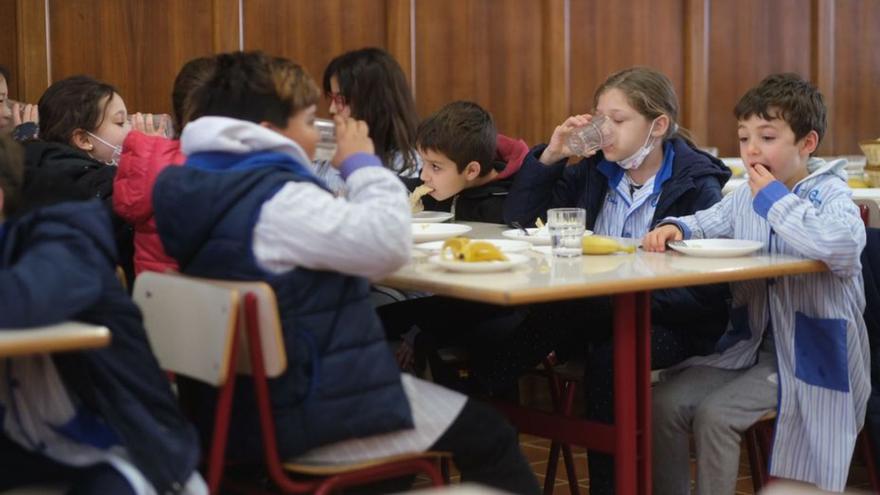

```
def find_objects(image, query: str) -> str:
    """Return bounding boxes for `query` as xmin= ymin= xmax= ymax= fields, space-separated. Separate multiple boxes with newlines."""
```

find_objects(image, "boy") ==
xmin=408 ymin=100 xmax=527 ymax=224
xmin=0 ymin=134 xmax=206 ymax=494
xmin=643 ymin=73 xmax=869 ymax=494
xmin=152 ymin=52 xmax=539 ymax=494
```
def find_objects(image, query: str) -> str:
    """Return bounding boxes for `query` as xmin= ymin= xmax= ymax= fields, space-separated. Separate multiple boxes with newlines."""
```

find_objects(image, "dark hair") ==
xmin=0 ymin=65 xmax=10 ymax=84
xmin=323 ymin=48 xmax=419 ymax=174
xmin=0 ymin=134 xmax=24 ymax=217
xmin=189 ymin=51 xmax=318 ymax=127
xmin=38 ymin=76 xmax=118 ymax=144
xmin=734 ymin=73 xmax=826 ymax=145
xmin=593 ymin=66 xmax=696 ymax=146
xmin=417 ymin=101 xmax=497 ymax=176
xmin=171 ymin=56 xmax=217 ymax=137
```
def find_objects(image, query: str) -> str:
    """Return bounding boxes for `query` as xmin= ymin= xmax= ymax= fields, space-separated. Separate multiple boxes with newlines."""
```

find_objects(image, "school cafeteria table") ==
xmin=0 ymin=322 xmax=111 ymax=358
xmin=382 ymin=222 xmax=826 ymax=495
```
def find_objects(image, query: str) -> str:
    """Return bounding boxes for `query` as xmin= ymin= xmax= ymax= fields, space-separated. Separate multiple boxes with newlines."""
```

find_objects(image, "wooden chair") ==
xmin=133 ymin=271 xmax=446 ymax=494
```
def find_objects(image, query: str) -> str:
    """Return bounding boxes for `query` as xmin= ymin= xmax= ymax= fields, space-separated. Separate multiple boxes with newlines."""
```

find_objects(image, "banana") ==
xmin=441 ymin=238 xmax=508 ymax=262
xmin=582 ymin=235 xmax=636 ymax=255
xmin=441 ymin=237 xmax=471 ymax=260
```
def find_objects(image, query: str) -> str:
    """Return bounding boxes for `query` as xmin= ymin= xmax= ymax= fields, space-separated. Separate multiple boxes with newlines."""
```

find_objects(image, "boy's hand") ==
xmin=641 ymin=224 xmax=683 ymax=252
xmin=12 ymin=102 xmax=38 ymax=126
xmin=331 ymin=116 xmax=374 ymax=169
xmin=539 ymin=114 xmax=597 ymax=165
xmin=747 ymin=163 xmax=776 ymax=196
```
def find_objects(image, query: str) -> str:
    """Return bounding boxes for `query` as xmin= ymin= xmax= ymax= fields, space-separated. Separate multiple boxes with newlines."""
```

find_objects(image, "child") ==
xmin=317 ymin=47 xmax=421 ymax=193
xmin=152 ymin=51 xmax=539 ymax=494
xmin=406 ymin=100 xmax=528 ymax=224
xmin=504 ymin=66 xmax=731 ymax=495
xmin=114 ymin=56 xmax=217 ymax=274
xmin=0 ymin=135 xmax=206 ymax=494
xmin=643 ymin=73 xmax=869 ymax=494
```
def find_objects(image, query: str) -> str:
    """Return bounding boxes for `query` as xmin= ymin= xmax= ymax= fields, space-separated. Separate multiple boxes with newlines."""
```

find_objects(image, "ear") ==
xmin=464 ymin=161 xmax=482 ymax=181
xmin=799 ymin=130 xmax=819 ymax=156
xmin=652 ymin=114 xmax=670 ymax=138
xmin=70 ymin=129 xmax=94 ymax=153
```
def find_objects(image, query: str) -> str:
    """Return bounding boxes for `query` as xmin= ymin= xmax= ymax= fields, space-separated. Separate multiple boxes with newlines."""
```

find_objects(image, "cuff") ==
xmin=752 ymin=180 xmax=789 ymax=219
xmin=658 ymin=219 xmax=691 ymax=239
xmin=339 ymin=153 xmax=383 ymax=180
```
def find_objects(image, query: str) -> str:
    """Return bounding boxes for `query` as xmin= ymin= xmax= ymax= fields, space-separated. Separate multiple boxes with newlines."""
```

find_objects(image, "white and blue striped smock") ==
xmin=592 ymin=145 xmax=675 ymax=239
xmin=665 ymin=157 xmax=869 ymax=492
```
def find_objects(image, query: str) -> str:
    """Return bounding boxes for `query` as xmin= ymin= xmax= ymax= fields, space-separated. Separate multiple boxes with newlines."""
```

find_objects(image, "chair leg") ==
xmin=440 ymin=457 xmax=451 ymax=484
xmin=207 ymin=319 xmax=242 ymax=494
xmin=858 ymin=430 xmax=880 ymax=492
xmin=545 ymin=443 xmax=561 ymax=495
xmin=744 ymin=426 xmax=765 ymax=493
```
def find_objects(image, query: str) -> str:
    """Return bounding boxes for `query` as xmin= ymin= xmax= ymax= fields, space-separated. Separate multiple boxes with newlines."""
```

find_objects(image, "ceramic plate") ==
xmin=667 ymin=239 xmax=764 ymax=258
xmin=501 ymin=228 xmax=593 ymax=246
xmin=427 ymin=253 xmax=531 ymax=273
xmin=412 ymin=223 xmax=473 ymax=243
xmin=415 ymin=239 xmax=531 ymax=253
xmin=411 ymin=211 xmax=454 ymax=223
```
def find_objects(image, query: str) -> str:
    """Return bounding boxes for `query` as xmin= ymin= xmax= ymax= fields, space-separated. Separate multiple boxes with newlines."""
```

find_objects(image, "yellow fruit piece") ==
xmin=582 ymin=235 xmax=636 ymax=255
xmin=848 ymin=178 xmax=869 ymax=189
xmin=457 ymin=241 xmax=508 ymax=262
xmin=441 ymin=237 xmax=471 ymax=260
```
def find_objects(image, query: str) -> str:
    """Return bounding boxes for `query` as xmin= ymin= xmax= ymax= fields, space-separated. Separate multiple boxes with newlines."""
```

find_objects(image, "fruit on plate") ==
xmin=441 ymin=238 xmax=508 ymax=262
xmin=582 ymin=235 xmax=636 ymax=255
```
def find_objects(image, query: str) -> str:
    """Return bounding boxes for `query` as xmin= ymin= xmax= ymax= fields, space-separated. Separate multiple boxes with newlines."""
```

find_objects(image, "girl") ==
xmin=316 ymin=47 xmax=420 ymax=193
xmin=504 ymin=67 xmax=731 ymax=495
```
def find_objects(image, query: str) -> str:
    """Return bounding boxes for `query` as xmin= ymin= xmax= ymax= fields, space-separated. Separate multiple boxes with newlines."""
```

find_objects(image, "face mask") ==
xmin=617 ymin=118 xmax=659 ymax=171
xmin=86 ymin=131 xmax=122 ymax=166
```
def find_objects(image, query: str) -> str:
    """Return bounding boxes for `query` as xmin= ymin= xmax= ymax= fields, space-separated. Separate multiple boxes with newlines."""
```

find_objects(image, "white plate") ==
xmin=502 ymin=228 xmax=593 ymax=245
xmin=415 ymin=239 xmax=531 ymax=253
xmin=412 ymin=211 xmax=454 ymax=223
xmin=412 ymin=223 xmax=473 ymax=243
xmin=667 ymin=239 xmax=764 ymax=258
xmin=427 ymin=253 xmax=531 ymax=273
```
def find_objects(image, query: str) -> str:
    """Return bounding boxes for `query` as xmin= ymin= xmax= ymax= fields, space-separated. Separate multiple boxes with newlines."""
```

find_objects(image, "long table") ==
xmin=383 ymin=222 xmax=826 ymax=495
xmin=0 ymin=322 xmax=111 ymax=358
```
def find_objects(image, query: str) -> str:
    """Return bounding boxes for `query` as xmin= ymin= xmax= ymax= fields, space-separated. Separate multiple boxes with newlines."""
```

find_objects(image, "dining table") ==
xmin=382 ymin=222 xmax=827 ymax=495
xmin=0 ymin=321 xmax=111 ymax=358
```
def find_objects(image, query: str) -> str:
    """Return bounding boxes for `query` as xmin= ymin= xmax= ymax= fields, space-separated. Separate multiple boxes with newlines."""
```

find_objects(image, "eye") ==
xmin=761 ymin=135 xmax=776 ymax=142
xmin=738 ymin=137 xmax=748 ymax=143
xmin=431 ymin=164 xmax=441 ymax=172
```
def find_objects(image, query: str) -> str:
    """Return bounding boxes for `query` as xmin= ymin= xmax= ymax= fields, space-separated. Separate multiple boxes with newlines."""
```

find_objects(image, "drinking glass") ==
xmin=547 ymin=208 xmax=586 ymax=258
xmin=566 ymin=115 xmax=615 ymax=156
xmin=314 ymin=117 xmax=336 ymax=161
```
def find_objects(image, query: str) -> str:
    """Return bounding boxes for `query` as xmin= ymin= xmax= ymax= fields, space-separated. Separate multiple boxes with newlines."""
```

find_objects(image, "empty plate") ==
xmin=412 ymin=211 xmax=454 ymax=223
xmin=667 ymin=239 xmax=764 ymax=258
xmin=412 ymin=223 xmax=473 ymax=243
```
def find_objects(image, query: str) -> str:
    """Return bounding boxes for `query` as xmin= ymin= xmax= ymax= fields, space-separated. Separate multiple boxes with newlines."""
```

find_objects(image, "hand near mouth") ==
xmin=748 ymin=162 xmax=777 ymax=196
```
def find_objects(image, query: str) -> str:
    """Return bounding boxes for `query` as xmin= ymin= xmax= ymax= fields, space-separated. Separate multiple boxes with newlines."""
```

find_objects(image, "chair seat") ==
xmin=284 ymin=451 xmax=450 ymax=476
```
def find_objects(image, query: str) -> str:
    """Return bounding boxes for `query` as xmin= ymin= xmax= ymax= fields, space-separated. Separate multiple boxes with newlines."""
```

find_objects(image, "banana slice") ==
xmin=582 ymin=235 xmax=636 ymax=255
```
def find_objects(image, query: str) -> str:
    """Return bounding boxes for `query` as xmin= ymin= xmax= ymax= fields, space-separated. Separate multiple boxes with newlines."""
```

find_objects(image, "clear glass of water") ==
xmin=566 ymin=115 xmax=615 ymax=156
xmin=314 ymin=118 xmax=337 ymax=161
xmin=547 ymin=208 xmax=586 ymax=258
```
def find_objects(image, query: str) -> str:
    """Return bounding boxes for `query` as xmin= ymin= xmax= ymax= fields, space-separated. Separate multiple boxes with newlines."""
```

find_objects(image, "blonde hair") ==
xmin=270 ymin=57 xmax=320 ymax=117
xmin=593 ymin=67 xmax=696 ymax=146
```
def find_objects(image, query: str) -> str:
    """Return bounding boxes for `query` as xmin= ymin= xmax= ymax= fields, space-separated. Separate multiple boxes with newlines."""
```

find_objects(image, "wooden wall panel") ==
xmin=0 ymin=0 xmax=18 ymax=98
xmin=829 ymin=0 xmax=880 ymax=154
xmin=413 ymin=0 xmax=552 ymax=145
xmin=706 ymin=0 xmax=812 ymax=156
xmin=242 ymin=0 xmax=390 ymax=117
xmin=48 ymin=0 xmax=218 ymax=114
xmin=569 ymin=0 xmax=685 ymax=138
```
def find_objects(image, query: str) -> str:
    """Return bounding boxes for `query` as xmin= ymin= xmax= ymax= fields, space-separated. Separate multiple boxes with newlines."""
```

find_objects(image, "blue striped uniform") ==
xmin=664 ymin=158 xmax=869 ymax=491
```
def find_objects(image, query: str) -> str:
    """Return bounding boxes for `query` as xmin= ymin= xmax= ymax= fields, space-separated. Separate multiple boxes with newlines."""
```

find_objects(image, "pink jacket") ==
xmin=113 ymin=131 xmax=185 ymax=275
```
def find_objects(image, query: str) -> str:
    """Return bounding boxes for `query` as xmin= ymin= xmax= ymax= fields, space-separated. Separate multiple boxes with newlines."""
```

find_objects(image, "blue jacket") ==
xmin=153 ymin=152 xmax=412 ymax=459
xmin=0 ymin=201 xmax=201 ymax=494
xmin=862 ymin=228 xmax=880 ymax=472
xmin=505 ymin=138 xmax=732 ymax=350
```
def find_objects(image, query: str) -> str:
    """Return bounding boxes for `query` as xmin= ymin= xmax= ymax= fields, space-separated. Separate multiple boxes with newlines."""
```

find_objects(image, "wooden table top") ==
xmin=0 ymin=322 xmax=111 ymax=358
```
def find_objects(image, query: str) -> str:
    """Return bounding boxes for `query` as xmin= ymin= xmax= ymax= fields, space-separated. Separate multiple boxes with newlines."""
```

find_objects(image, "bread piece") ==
xmin=409 ymin=184 xmax=434 ymax=213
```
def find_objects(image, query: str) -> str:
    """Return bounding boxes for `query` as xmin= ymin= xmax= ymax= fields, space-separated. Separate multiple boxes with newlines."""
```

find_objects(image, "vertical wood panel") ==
xmin=569 ymin=0 xmax=685 ymax=127
xmin=684 ymin=0 xmax=710 ymax=146
xmin=213 ymin=0 xmax=242 ymax=53
xmin=542 ymin=0 xmax=570 ymax=143
xmin=386 ymin=0 xmax=414 ymax=91
xmin=414 ymin=0 xmax=549 ymax=144
xmin=16 ymin=0 xmax=49 ymax=103
xmin=48 ymin=0 xmax=217 ymax=114
xmin=707 ymin=0 xmax=812 ymax=156
xmin=830 ymin=0 xmax=880 ymax=154
xmin=0 ymin=0 xmax=19 ymax=98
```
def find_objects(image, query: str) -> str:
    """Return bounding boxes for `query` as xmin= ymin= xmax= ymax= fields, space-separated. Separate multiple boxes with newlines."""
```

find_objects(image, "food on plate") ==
xmin=441 ymin=238 xmax=508 ymax=262
xmin=409 ymin=184 xmax=434 ymax=213
xmin=582 ymin=235 xmax=636 ymax=255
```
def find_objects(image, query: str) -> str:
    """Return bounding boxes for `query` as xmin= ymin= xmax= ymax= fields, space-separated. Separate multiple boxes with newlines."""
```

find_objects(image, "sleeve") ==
xmin=252 ymin=153 xmax=412 ymax=280
xmin=113 ymin=132 xmax=183 ymax=224
xmin=503 ymin=144 xmax=585 ymax=226
xmin=0 ymin=222 xmax=105 ymax=328
xmin=759 ymin=179 xmax=865 ymax=277
xmin=662 ymin=190 xmax=737 ymax=240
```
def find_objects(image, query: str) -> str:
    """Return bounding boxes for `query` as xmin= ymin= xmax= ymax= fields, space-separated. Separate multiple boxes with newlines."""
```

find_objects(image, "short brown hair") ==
xmin=171 ymin=56 xmax=217 ymax=136
xmin=188 ymin=51 xmax=319 ymax=127
xmin=417 ymin=101 xmax=497 ymax=176
xmin=38 ymin=76 xmax=118 ymax=145
xmin=0 ymin=134 xmax=24 ymax=217
xmin=734 ymin=73 xmax=826 ymax=145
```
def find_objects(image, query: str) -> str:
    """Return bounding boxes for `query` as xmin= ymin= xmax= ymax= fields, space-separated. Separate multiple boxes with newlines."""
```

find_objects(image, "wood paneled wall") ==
xmin=2 ymin=0 xmax=879 ymax=156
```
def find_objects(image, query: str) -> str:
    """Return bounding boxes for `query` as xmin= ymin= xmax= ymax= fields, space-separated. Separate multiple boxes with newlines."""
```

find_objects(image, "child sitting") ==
xmin=0 ymin=135 xmax=205 ymax=494
xmin=643 ymin=73 xmax=869 ymax=494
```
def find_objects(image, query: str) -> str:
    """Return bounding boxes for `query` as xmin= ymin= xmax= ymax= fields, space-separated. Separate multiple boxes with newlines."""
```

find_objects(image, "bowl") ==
xmin=859 ymin=139 xmax=880 ymax=166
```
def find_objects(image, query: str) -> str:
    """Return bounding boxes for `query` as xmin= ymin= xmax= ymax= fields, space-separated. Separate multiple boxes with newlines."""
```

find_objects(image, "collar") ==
xmin=181 ymin=116 xmax=311 ymax=165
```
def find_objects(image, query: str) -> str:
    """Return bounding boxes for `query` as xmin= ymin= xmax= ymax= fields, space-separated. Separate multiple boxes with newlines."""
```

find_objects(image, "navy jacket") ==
xmin=153 ymin=154 xmax=412 ymax=459
xmin=403 ymin=172 xmax=514 ymax=224
xmin=861 ymin=228 xmax=880 ymax=471
xmin=505 ymin=138 xmax=732 ymax=351
xmin=0 ymin=201 xmax=200 ymax=494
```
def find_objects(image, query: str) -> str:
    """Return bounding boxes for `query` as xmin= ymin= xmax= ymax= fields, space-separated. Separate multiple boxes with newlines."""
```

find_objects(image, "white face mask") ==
xmin=617 ymin=118 xmax=659 ymax=171
xmin=86 ymin=131 xmax=122 ymax=166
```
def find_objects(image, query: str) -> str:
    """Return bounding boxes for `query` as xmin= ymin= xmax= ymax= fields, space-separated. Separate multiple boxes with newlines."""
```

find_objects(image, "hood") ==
xmin=114 ymin=132 xmax=185 ymax=224
xmin=24 ymin=140 xmax=104 ymax=171
xmin=494 ymin=134 xmax=529 ymax=180
xmin=803 ymin=156 xmax=848 ymax=183
xmin=666 ymin=138 xmax=731 ymax=185
xmin=181 ymin=116 xmax=310 ymax=165
xmin=22 ymin=140 xmax=116 ymax=211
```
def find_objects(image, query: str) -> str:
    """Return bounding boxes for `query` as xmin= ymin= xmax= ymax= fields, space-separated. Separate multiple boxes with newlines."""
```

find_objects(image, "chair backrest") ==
xmin=133 ymin=272 xmax=239 ymax=385
xmin=133 ymin=272 xmax=288 ymax=382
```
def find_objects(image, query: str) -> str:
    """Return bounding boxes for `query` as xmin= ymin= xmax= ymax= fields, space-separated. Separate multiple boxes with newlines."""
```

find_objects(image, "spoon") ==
xmin=510 ymin=221 xmax=531 ymax=236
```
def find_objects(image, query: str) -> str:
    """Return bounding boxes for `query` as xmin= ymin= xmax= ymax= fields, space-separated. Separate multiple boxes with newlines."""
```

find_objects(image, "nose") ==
xmin=328 ymin=102 xmax=337 ymax=116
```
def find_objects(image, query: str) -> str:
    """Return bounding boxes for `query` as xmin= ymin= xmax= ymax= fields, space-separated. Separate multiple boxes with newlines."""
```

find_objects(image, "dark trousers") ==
xmin=430 ymin=399 xmax=540 ymax=495
xmin=0 ymin=433 xmax=136 ymax=495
